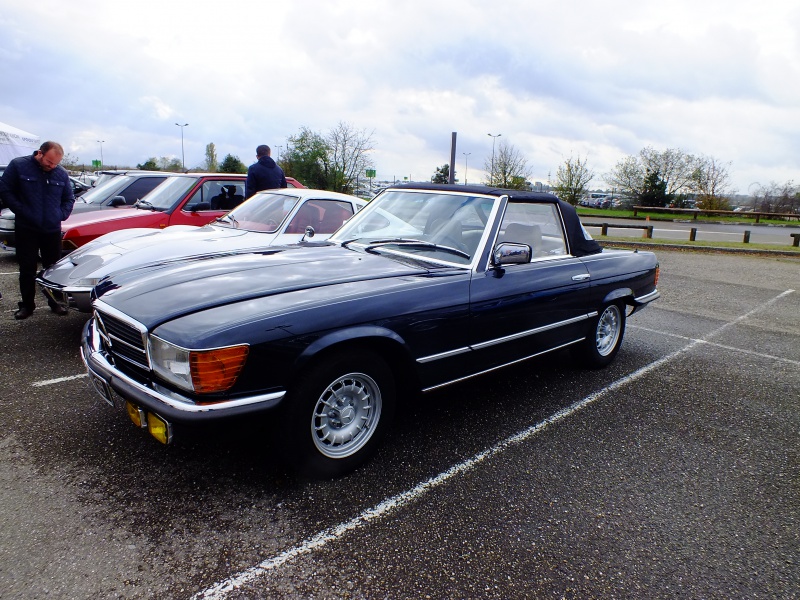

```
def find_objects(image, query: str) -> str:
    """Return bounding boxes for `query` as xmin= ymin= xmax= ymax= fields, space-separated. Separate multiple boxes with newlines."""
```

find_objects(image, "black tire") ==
xmin=278 ymin=352 xmax=396 ymax=479
xmin=571 ymin=302 xmax=626 ymax=368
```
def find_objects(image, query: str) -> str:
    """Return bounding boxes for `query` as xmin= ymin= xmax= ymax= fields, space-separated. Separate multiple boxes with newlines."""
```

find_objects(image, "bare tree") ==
xmin=605 ymin=155 xmax=646 ymax=198
xmin=751 ymin=181 xmax=800 ymax=213
xmin=607 ymin=146 xmax=707 ymax=201
xmin=552 ymin=154 xmax=593 ymax=205
xmin=640 ymin=147 xmax=697 ymax=196
xmin=326 ymin=121 xmax=375 ymax=194
xmin=483 ymin=140 xmax=532 ymax=189
xmin=691 ymin=156 xmax=734 ymax=210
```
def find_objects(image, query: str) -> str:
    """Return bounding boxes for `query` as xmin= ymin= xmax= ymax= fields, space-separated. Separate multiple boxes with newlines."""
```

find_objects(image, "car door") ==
xmin=168 ymin=178 xmax=246 ymax=226
xmin=468 ymin=200 xmax=593 ymax=370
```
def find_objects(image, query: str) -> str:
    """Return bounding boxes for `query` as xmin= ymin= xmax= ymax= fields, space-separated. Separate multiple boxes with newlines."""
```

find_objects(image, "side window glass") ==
xmin=183 ymin=187 xmax=205 ymax=211
xmin=286 ymin=200 xmax=355 ymax=234
xmin=121 ymin=177 xmax=164 ymax=205
xmin=205 ymin=181 xmax=245 ymax=211
xmin=498 ymin=203 xmax=567 ymax=258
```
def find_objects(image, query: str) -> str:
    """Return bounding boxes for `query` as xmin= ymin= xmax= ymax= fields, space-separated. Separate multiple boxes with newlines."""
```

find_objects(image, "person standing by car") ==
xmin=0 ymin=141 xmax=75 ymax=319
xmin=245 ymin=144 xmax=287 ymax=198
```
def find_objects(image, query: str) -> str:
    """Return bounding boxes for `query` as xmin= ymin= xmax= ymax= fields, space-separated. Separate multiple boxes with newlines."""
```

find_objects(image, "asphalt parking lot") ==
xmin=1 ymin=248 xmax=798 ymax=599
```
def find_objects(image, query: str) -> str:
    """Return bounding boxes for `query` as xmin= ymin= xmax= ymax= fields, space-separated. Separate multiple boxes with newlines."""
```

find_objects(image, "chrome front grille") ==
xmin=94 ymin=308 xmax=149 ymax=370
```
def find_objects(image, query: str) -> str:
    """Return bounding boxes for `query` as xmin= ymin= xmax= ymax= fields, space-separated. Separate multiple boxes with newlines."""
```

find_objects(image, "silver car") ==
xmin=37 ymin=188 xmax=366 ymax=312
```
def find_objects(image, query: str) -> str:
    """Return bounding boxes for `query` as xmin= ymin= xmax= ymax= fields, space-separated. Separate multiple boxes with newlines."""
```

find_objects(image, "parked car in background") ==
xmin=0 ymin=171 xmax=171 ymax=247
xmin=580 ymin=193 xmax=612 ymax=208
xmin=81 ymin=183 xmax=659 ymax=478
xmin=69 ymin=177 xmax=93 ymax=198
xmin=58 ymin=173 xmax=304 ymax=252
xmin=38 ymin=188 xmax=365 ymax=312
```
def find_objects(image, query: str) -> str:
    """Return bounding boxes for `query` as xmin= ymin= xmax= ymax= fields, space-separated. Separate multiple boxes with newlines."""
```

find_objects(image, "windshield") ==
xmin=218 ymin=192 xmax=301 ymax=233
xmin=135 ymin=176 xmax=197 ymax=211
xmin=332 ymin=189 xmax=499 ymax=266
xmin=78 ymin=176 xmax=133 ymax=204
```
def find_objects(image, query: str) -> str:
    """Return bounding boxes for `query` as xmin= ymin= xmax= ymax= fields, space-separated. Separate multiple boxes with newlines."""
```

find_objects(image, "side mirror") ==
xmin=191 ymin=202 xmax=211 ymax=212
xmin=493 ymin=242 xmax=531 ymax=266
xmin=109 ymin=196 xmax=127 ymax=207
xmin=301 ymin=225 xmax=316 ymax=242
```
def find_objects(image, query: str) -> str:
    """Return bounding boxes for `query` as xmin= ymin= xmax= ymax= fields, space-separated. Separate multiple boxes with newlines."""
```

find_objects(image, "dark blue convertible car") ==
xmin=82 ymin=184 xmax=659 ymax=478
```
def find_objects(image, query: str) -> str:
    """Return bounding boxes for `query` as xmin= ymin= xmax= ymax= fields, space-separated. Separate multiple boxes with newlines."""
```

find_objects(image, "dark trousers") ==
xmin=16 ymin=226 xmax=62 ymax=311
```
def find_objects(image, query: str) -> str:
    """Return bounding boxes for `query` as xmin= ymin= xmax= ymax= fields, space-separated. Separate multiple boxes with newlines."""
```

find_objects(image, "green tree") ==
xmin=283 ymin=128 xmax=330 ymax=188
xmin=552 ymin=154 xmax=593 ymax=205
xmin=204 ymin=143 xmax=218 ymax=172
xmin=283 ymin=122 xmax=375 ymax=192
xmin=431 ymin=164 xmax=450 ymax=184
xmin=483 ymin=140 xmax=531 ymax=189
xmin=219 ymin=154 xmax=247 ymax=173
xmin=156 ymin=156 xmax=183 ymax=172
xmin=137 ymin=157 xmax=159 ymax=170
xmin=640 ymin=170 xmax=670 ymax=207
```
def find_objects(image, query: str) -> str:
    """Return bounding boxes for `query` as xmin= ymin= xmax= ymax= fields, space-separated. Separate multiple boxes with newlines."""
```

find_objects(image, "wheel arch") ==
xmin=602 ymin=287 xmax=635 ymax=307
xmin=292 ymin=326 xmax=421 ymax=400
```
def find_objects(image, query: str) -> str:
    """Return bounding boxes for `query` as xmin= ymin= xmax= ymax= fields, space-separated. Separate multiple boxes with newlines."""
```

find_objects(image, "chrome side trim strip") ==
xmin=416 ymin=313 xmax=595 ymax=364
xmin=416 ymin=346 xmax=472 ymax=364
xmin=469 ymin=313 xmax=595 ymax=351
xmin=422 ymin=338 xmax=584 ymax=392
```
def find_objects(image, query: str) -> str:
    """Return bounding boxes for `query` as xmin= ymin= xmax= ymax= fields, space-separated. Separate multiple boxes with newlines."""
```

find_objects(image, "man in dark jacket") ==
xmin=245 ymin=144 xmax=287 ymax=198
xmin=0 ymin=141 xmax=75 ymax=319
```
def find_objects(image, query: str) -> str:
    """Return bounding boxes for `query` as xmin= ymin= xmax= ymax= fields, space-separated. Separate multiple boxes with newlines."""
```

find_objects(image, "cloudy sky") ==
xmin=2 ymin=0 xmax=798 ymax=193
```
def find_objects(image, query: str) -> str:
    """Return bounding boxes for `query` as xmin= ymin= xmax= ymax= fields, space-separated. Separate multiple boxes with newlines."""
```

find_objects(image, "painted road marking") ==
xmin=194 ymin=289 xmax=794 ymax=599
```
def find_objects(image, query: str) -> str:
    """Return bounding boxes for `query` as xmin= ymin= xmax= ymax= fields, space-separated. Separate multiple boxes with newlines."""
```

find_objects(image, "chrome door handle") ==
xmin=572 ymin=274 xmax=591 ymax=281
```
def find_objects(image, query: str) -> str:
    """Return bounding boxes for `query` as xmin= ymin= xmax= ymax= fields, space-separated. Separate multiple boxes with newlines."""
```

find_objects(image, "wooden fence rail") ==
xmin=631 ymin=206 xmax=800 ymax=223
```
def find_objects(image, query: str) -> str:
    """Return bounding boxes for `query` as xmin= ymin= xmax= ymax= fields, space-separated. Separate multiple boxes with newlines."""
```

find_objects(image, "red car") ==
xmin=60 ymin=173 xmax=304 ymax=251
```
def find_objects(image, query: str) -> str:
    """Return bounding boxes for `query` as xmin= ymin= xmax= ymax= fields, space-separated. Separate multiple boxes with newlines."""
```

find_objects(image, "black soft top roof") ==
xmin=386 ymin=183 xmax=602 ymax=256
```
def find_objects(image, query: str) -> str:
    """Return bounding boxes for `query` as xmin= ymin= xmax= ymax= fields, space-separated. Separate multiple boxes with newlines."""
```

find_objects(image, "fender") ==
xmin=295 ymin=324 xmax=412 ymax=370
xmin=603 ymin=287 xmax=635 ymax=305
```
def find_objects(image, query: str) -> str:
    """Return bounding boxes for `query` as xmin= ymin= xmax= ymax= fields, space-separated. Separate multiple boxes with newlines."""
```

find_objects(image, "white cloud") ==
xmin=0 ymin=0 xmax=797 ymax=190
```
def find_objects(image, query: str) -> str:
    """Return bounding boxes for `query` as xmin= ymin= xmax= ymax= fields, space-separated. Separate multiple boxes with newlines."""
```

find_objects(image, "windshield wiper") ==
xmin=216 ymin=214 xmax=238 ymax=227
xmin=365 ymin=239 xmax=470 ymax=259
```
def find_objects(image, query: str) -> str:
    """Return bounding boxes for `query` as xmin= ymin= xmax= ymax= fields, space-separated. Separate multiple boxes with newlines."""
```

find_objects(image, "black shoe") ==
xmin=14 ymin=307 xmax=33 ymax=320
xmin=50 ymin=305 xmax=68 ymax=316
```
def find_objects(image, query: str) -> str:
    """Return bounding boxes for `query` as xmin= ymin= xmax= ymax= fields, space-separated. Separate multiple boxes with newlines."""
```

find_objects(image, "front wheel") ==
xmin=278 ymin=352 xmax=395 ymax=479
xmin=571 ymin=302 xmax=626 ymax=368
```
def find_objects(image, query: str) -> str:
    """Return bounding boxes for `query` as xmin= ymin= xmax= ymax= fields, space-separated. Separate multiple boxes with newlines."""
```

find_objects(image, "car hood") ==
xmin=63 ymin=206 xmax=155 ymax=227
xmin=44 ymin=224 xmax=287 ymax=285
xmin=96 ymin=244 xmax=433 ymax=329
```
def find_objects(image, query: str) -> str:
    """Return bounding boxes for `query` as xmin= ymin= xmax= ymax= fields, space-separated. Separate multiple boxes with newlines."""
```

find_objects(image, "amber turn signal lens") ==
xmin=190 ymin=345 xmax=249 ymax=393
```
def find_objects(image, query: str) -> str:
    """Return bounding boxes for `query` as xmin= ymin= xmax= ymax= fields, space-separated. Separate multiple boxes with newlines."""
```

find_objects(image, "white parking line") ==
xmin=32 ymin=374 xmax=88 ymax=387
xmin=194 ymin=289 xmax=794 ymax=599
xmin=630 ymin=325 xmax=800 ymax=367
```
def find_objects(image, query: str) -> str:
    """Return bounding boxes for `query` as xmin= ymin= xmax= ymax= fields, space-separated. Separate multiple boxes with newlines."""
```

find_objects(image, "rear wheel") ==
xmin=278 ymin=352 xmax=395 ymax=478
xmin=572 ymin=302 xmax=626 ymax=368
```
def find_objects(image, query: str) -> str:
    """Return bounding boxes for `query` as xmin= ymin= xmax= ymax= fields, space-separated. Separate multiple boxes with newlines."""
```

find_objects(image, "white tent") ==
xmin=0 ymin=122 xmax=40 ymax=165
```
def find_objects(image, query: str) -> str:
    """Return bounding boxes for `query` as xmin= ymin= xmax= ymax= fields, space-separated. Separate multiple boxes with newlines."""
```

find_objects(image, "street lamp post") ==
xmin=97 ymin=140 xmax=105 ymax=169
xmin=175 ymin=123 xmax=189 ymax=170
xmin=462 ymin=152 xmax=471 ymax=185
xmin=487 ymin=133 xmax=501 ymax=184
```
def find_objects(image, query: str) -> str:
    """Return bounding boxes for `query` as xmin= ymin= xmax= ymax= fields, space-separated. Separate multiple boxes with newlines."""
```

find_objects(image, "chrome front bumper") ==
xmin=38 ymin=279 xmax=93 ymax=312
xmin=80 ymin=318 xmax=286 ymax=422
